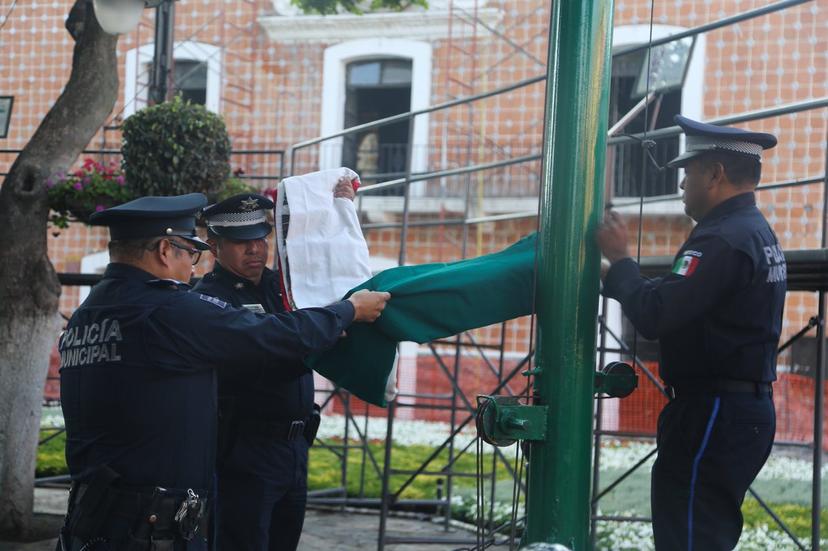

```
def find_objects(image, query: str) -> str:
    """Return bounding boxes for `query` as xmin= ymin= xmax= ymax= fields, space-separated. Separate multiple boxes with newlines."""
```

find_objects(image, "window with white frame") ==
xmin=320 ymin=39 xmax=432 ymax=197
xmin=124 ymin=41 xmax=222 ymax=117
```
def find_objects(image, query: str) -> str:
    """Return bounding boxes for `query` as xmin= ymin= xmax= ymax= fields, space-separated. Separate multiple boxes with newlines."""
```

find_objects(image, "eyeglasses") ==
xmin=167 ymin=239 xmax=202 ymax=265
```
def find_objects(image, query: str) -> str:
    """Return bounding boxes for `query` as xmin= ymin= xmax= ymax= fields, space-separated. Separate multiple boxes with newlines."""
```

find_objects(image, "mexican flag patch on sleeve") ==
xmin=672 ymin=254 xmax=700 ymax=277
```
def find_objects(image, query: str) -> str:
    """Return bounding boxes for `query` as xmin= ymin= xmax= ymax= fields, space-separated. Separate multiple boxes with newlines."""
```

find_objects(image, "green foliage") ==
xmin=309 ymin=440 xmax=482 ymax=499
xmin=46 ymin=159 xmax=133 ymax=229
xmin=742 ymin=498 xmax=828 ymax=539
xmin=121 ymin=95 xmax=231 ymax=199
xmin=292 ymin=0 xmax=427 ymax=16
xmin=214 ymin=177 xmax=259 ymax=203
xmin=36 ymin=430 xmax=68 ymax=478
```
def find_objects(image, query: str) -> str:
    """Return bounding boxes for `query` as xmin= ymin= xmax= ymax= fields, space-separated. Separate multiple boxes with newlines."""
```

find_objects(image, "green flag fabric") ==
xmin=307 ymin=233 xmax=537 ymax=406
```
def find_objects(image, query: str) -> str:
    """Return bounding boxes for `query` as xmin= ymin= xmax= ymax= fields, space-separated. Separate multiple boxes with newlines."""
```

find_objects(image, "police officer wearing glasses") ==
xmin=194 ymin=181 xmax=354 ymax=551
xmin=596 ymin=115 xmax=786 ymax=550
xmin=58 ymin=193 xmax=389 ymax=550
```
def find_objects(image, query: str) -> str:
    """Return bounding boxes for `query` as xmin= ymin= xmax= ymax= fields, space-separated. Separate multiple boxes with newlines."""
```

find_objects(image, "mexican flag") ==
xmin=672 ymin=254 xmax=699 ymax=277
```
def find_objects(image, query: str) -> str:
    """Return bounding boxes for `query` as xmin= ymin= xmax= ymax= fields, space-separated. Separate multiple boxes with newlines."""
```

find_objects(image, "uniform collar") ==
xmin=103 ymin=263 xmax=191 ymax=289
xmin=103 ymin=262 xmax=159 ymax=282
xmin=699 ymin=192 xmax=756 ymax=224
xmin=211 ymin=261 xmax=275 ymax=290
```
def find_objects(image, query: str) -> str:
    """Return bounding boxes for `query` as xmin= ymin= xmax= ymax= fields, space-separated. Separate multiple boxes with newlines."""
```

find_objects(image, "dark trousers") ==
xmin=651 ymin=392 xmax=775 ymax=550
xmin=216 ymin=433 xmax=309 ymax=551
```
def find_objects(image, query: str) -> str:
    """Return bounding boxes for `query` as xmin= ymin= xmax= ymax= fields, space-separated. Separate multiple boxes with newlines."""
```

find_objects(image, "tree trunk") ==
xmin=0 ymin=2 xmax=118 ymax=537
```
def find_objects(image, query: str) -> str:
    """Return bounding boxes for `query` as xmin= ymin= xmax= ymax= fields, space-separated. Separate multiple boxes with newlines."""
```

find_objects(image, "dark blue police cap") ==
xmin=89 ymin=193 xmax=210 ymax=250
xmin=667 ymin=114 xmax=777 ymax=168
xmin=201 ymin=193 xmax=274 ymax=240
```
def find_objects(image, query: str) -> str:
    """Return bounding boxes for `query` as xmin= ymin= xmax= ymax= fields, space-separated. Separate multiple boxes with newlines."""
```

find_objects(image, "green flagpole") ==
xmin=524 ymin=0 xmax=615 ymax=548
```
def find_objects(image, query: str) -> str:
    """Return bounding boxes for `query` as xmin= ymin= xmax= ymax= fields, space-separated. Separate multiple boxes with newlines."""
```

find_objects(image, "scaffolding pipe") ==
xmin=526 ymin=0 xmax=614 ymax=547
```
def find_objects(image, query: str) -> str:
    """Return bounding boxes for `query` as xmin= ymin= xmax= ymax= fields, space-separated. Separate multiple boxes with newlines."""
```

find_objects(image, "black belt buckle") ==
xmin=287 ymin=420 xmax=305 ymax=440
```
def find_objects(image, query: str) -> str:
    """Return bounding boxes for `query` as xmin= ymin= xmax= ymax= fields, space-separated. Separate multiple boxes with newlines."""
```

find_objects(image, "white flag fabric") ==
xmin=276 ymin=167 xmax=372 ymax=309
xmin=275 ymin=167 xmax=398 ymax=402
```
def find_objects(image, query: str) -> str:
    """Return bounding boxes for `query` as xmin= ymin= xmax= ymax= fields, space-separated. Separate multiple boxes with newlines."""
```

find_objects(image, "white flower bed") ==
xmin=593 ymin=519 xmax=823 ymax=550
xmin=317 ymin=414 xmax=483 ymax=449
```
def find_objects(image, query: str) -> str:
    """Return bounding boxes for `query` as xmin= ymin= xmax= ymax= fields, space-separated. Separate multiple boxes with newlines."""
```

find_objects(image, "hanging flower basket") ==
xmin=47 ymin=159 xmax=134 ymax=230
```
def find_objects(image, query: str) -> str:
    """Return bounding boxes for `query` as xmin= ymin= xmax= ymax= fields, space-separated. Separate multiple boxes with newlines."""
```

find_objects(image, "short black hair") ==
xmin=108 ymin=237 xmax=162 ymax=262
xmin=698 ymin=151 xmax=762 ymax=186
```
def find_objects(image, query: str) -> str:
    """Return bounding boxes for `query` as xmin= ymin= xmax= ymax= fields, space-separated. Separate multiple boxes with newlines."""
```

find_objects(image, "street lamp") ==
xmin=92 ymin=0 xmax=177 ymax=106
xmin=91 ymin=0 xmax=145 ymax=35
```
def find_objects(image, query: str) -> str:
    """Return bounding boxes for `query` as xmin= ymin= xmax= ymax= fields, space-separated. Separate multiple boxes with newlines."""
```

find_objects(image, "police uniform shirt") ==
xmin=59 ymin=262 xmax=354 ymax=490
xmin=602 ymin=192 xmax=786 ymax=385
xmin=193 ymin=262 xmax=314 ymax=422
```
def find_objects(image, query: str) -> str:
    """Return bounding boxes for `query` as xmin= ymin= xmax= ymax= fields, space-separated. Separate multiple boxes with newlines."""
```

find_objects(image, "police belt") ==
xmin=68 ymin=481 xmax=209 ymax=543
xmin=666 ymin=379 xmax=772 ymax=399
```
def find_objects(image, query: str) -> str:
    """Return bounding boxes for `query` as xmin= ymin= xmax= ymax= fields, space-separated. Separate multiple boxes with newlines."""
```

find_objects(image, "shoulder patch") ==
xmin=672 ymin=254 xmax=700 ymax=277
xmin=199 ymin=294 xmax=228 ymax=309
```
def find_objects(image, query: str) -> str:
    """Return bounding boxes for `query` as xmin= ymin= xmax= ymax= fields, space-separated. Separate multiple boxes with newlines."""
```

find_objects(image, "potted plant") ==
xmin=47 ymin=158 xmax=134 ymax=229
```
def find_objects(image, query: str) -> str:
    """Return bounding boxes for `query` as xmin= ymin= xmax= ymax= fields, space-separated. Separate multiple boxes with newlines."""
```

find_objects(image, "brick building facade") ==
xmin=1 ymin=0 xmax=826 ymax=441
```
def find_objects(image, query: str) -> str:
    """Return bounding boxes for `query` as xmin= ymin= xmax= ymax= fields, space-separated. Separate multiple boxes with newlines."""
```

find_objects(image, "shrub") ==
xmin=121 ymin=95 xmax=231 ymax=199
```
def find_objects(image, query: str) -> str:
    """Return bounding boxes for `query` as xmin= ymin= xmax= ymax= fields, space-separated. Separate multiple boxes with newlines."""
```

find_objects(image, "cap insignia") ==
xmin=240 ymin=197 xmax=260 ymax=211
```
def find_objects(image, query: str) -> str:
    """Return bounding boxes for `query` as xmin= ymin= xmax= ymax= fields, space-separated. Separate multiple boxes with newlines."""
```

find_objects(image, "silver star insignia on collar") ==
xmin=234 ymin=282 xmax=245 ymax=289
xmin=240 ymin=197 xmax=259 ymax=211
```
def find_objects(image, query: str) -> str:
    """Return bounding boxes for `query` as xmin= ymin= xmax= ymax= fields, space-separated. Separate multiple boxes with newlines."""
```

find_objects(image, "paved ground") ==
xmin=0 ymin=489 xmax=506 ymax=551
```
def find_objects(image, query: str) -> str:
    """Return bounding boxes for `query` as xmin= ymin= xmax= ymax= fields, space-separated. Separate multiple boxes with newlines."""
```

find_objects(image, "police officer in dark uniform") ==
xmin=58 ymin=193 xmax=389 ymax=550
xmin=194 ymin=180 xmax=355 ymax=551
xmin=596 ymin=115 xmax=785 ymax=550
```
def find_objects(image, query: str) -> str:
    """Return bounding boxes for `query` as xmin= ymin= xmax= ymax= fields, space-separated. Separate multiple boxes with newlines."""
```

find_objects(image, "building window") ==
xmin=319 ymin=39 xmax=432 ymax=199
xmin=342 ymin=59 xmax=412 ymax=195
xmin=172 ymin=60 xmax=208 ymax=106
xmin=608 ymin=28 xmax=698 ymax=200
xmin=124 ymin=42 xmax=222 ymax=117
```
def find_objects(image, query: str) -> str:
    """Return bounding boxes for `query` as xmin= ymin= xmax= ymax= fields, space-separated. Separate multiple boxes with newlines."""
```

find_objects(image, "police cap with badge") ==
xmin=667 ymin=114 xmax=777 ymax=168
xmin=89 ymin=192 xmax=210 ymax=250
xmin=201 ymin=193 xmax=274 ymax=240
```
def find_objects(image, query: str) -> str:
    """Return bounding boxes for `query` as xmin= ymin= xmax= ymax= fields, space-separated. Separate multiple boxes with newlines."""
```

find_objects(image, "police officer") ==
xmin=194 ymin=179 xmax=355 ymax=551
xmin=58 ymin=193 xmax=389 ymax=550
xmin=596 ymin=115 xmax=785 ymax=550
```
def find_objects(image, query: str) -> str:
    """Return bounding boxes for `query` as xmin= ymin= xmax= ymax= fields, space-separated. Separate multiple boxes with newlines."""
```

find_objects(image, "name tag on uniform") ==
xmin=242 ymin=303 xmax=266 ymax=314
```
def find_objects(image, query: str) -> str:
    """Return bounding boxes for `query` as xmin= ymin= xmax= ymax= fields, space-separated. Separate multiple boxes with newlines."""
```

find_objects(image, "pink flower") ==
xmin=82 ymin=176 xmax=91 ymax=185
xmin=46 ymin=178 xmax=55 ymax=188
xmin=95 ymin=205 xmax=106 ymax=212
xmin=73 ymin=182 xmax=82 ymax=191
xmin=116 ymin=175 xmax=125 ymax=186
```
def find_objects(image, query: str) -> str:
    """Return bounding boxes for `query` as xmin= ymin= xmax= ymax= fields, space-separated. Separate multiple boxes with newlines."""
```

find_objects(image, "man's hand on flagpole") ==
xmin=596 ymin=210 xmax=631 ymax=265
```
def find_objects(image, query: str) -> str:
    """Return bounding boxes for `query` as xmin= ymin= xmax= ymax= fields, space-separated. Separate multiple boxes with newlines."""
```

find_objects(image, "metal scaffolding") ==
xmin=282 ymin=1 xmax=828 ymax=549
xmin=29 ymin=0 xmax=828 ymax=549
